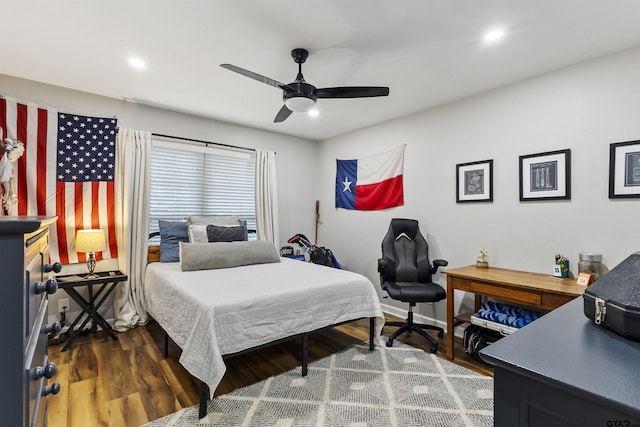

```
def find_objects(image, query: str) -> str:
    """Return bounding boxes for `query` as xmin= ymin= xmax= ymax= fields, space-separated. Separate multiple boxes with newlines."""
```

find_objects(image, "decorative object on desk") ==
xmin=0 ymin=129 xmax=25 ymax=215
xmin=519 ymin=149 xmax=571 ymax=201
xmin=609 ymin=139 xmax=640 ymax=199
xmin=75 ymin=229 xmax=106 ymax=278
xmin=576 ymin=272 xmax=593 ymax=286
xmin=554 ymin=254 xmax=570 ymax=278
xmin=476 ymin=248 xmax=489 ymax=268
xmin=578 ymin=252 xmax=607 ymax=282
xmin=456 ymin=159 xmax=493 ymax=203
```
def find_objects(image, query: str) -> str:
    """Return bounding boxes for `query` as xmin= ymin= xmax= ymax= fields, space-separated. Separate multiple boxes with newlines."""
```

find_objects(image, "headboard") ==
xmin=148 ymin=231 xmax=160 ymax=264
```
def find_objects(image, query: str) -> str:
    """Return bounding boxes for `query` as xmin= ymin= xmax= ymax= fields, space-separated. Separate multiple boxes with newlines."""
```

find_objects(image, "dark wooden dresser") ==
xmin=480 ymin=298 xmax=640 ymax=426
xmin=0 ymin=216 xmax=62 ymax=426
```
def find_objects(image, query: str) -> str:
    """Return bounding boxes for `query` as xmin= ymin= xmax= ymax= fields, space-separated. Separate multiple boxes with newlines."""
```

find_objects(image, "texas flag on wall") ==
xmin=335 ymin=145 xmax=405 ymax=210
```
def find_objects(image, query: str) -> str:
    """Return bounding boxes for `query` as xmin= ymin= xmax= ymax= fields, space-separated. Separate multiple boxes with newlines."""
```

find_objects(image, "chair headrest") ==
xmin=390 ymin=218 xmax=419 ymax=240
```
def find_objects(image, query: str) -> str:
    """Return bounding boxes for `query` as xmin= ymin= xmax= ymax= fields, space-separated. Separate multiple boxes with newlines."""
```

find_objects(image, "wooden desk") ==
xmin=442 ymin=265 xmax=585 ymax=360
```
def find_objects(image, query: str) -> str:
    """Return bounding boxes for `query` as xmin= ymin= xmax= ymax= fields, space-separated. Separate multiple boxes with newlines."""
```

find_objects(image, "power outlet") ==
xmin=58 ymin=298 xmax=69 ymax=314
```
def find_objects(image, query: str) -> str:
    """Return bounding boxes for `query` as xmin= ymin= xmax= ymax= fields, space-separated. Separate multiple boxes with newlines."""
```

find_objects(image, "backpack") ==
xmin=309 ymin=246 xmax=340 ymax=268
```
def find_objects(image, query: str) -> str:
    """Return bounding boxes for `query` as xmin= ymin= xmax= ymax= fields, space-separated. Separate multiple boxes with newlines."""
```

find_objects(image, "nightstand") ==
xmin=55 ymin=270 xmax=127 ymax=351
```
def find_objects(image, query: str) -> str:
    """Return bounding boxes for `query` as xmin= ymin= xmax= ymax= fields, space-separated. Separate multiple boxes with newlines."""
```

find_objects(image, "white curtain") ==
xmin=113 ymin=128 xmax=151 ymax=331
xmin=255 ymin=150 xmax=279 ymax=243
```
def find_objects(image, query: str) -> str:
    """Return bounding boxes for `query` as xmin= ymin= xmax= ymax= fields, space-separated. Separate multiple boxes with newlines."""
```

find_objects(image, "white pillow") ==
xmin=187 ymin=216 xmax=240 ymax=226
xmin=188 ymin=224 xmax=208 ymax=243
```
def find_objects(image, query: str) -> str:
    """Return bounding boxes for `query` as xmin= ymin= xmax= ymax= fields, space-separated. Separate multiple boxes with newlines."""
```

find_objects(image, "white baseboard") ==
xmin=380 ymin=302 xmax=467 ymax=339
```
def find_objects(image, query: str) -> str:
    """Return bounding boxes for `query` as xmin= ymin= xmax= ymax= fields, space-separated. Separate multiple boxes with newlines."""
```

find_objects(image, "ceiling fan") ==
xmin=220 ymin=48 xmax=390 ymax=123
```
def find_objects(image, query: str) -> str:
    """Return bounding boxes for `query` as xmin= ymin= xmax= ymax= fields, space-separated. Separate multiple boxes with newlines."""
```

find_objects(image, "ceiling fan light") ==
xmin=285 ymin=96 xmax=316 ymax=112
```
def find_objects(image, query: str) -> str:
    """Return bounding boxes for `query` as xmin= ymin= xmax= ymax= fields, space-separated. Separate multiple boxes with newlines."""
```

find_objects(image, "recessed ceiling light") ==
xmin=128 ymin=57 xmax=146 ymax=70
xmin=483 ymin=28 xmax=505 ymax=43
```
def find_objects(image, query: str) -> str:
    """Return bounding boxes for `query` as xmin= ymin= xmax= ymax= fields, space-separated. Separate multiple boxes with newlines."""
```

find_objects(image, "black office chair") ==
xmin=377 ymin=218 xmax=448 ymax=352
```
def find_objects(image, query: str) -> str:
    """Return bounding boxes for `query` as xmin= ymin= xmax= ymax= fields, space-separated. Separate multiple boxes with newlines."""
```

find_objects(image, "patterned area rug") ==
xmin=141 ymin=340 xmax=493 ymax=427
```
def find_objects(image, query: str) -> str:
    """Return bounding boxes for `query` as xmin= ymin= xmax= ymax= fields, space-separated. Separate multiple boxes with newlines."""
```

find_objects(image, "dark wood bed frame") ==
xmin=147 ymin=243 xmax=376 ymax=419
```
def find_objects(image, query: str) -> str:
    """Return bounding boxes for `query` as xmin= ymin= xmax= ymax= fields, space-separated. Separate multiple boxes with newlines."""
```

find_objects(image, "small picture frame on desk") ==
xmin=577 ymin=272 xmax=593 ymax=286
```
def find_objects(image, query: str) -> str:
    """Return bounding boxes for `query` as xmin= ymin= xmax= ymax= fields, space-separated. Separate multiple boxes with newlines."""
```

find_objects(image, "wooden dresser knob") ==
xmin=44 ymin=322 xmax=62 ymax=335
xmin=42 ymin=383 xmax=61 ymax=396
xmin=43 ymin=262 xmax=62 ymax=273
xmin=32 ymin=362 xmax=57 ymax=380
xmin=35 ymin=279 xmax=58 ymax=295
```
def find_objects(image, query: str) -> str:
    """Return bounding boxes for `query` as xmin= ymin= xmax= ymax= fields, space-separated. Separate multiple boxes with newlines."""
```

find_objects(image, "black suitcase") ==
xmin=583 ymin=252 xmax=640 ymax=341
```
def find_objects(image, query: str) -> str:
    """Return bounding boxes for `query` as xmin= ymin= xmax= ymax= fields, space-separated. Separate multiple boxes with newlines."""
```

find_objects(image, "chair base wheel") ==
xmin=386 ymin=340 xmax=393 ymax=347
xmin=437 ymin=330 xmax=444 ymax=338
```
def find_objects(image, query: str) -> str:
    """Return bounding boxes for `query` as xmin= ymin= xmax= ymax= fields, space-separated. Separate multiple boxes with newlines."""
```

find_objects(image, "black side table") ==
xmin=55 ymin=270 xmax=127 ymax=351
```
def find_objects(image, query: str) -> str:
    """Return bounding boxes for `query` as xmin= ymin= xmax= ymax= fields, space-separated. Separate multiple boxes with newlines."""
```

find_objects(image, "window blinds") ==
xmin=148 ymin=139 xmax=256 ymax=243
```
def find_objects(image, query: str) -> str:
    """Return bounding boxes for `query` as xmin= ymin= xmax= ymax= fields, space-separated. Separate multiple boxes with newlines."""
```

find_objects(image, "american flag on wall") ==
xmin=0 ymin=96 xmax=118 ymax=264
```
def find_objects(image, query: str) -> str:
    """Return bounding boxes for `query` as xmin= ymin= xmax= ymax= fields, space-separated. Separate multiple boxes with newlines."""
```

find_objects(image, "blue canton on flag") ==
xmin=57 ymin=114 xmax=116 ymax=182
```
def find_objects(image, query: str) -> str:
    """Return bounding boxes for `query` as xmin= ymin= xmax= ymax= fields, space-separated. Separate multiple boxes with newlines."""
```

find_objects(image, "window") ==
xmin=148 ymin=137 xmax=255 ymax=243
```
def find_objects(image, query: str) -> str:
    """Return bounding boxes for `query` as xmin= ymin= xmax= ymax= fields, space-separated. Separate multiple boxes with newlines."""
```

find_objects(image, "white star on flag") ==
xmin=343 ymin=176 xmax=352 ymax=192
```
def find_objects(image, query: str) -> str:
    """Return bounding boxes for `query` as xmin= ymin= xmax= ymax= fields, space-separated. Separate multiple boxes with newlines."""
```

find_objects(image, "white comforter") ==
xmin=144 ymin=258 xmax=384 ymax=397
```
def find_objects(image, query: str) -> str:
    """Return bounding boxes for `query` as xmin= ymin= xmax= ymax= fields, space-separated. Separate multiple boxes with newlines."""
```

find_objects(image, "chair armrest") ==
xmin=378 ymin=257 xmax=392 ymax=273
xmin=430 ymin=259 xmax=448 ymax=274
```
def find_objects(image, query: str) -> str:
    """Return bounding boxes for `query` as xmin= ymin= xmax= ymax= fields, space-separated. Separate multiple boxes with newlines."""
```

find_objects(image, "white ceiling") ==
xmin=3 ymin=1 xmax=640 ymax=141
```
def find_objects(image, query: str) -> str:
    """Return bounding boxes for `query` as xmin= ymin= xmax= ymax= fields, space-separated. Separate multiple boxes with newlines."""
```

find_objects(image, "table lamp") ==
xmin=75 ymin=229 xmax=106 ymax=278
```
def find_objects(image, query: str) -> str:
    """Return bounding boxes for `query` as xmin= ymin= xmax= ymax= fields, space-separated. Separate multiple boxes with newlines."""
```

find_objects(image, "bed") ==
xmin=144 ymin=224 xmax=384 ymax=418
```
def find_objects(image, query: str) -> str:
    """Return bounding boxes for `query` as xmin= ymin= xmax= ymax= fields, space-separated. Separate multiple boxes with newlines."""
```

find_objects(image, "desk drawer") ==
xmin=469 ymin=281 xmax=542 ymax=305
xmin=541 ymin=293 xmax=575 ymax=310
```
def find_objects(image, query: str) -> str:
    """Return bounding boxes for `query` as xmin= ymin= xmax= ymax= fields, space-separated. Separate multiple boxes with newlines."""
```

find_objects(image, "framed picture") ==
xmin=609 ymin=140 xmax=640 ymax=199
xmin=456 ymin=159 xmax=493 ymax=203
xmin=519 ymin=149 xmax=571 ymax=201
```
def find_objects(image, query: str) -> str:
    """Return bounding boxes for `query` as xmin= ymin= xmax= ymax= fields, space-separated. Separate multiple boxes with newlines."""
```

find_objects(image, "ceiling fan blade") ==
xmin=220 ymin=64 xmax=288 ymax=89
xmin=274 ymin=105 xmax=293 ymax=123
xmin=316 ymin=86 xmax=390 ymax=99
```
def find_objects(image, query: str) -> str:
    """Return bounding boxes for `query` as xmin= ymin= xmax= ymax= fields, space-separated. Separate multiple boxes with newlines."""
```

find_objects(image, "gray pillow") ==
xmin=179 ymin=241 xmax=280 ymax=271
xmin=207 ymin=225 xmax=247 ymax=242
xmin=189 ymin=221 xmax=249 ymax=242
xmin=159 ymin=220 xmax=188 ymax=262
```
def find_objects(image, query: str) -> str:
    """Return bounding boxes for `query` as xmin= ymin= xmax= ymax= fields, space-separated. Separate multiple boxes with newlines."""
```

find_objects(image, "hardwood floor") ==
xmin=47 ymin=314 xmax=492 ymax=427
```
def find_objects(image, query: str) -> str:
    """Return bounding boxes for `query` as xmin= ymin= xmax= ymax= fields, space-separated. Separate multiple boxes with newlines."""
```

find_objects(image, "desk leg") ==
xmin=446 ymin=276 xmax=454 ymax=360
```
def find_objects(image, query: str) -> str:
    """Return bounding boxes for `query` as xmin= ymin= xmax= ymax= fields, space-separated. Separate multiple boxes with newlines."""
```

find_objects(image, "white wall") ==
xmin=0 ymin=74 xmax=319 ymax=322
xmin=316 ymin=46 xmax=640 ymax=324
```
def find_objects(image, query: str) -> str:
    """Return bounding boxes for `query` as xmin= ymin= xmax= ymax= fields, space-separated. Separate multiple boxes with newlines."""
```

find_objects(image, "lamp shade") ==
xmin=75 ymin=229 xmax=106 ymax=253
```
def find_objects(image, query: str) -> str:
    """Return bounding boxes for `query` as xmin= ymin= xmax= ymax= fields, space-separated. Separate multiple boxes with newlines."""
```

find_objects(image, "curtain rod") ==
xmin=151 ymin=132 xmax=255 ymax=152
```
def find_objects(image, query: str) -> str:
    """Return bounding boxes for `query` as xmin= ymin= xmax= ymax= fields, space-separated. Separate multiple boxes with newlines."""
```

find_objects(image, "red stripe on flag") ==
xmin=36 ymin=108 xmax=48 ymax=215
xmin=74 ymin=182 xmax=86 ymax=263
xmin=106 ymin=182 xmax=118 ymax=257
xmin=91 ymin=182 xmax=103 ymax=261
xmin=56 ymin=182 xmax=70 ymax=264
xmin=91 ymin=182 xmax=100 ymax=229
xmin=355 ymin=175 xmax=404 ymax=210
xmin=16 ymin=103 xmax=28 ymax=216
